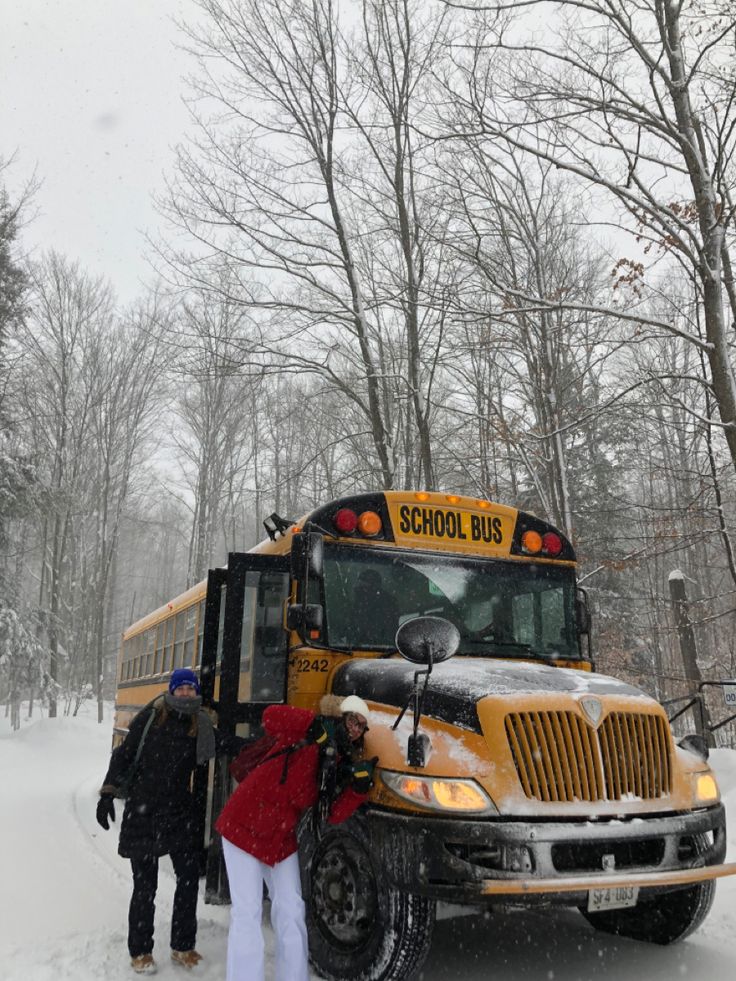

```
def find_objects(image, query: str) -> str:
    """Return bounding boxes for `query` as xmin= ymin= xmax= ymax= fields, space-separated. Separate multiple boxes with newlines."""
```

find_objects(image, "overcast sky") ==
xmin=1 ymin=0 xmax=197 ymax=304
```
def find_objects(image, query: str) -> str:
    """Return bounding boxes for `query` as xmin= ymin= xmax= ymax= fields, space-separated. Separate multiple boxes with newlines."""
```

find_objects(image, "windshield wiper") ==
xmin=461 ymin=638 xmax=553 ymax=660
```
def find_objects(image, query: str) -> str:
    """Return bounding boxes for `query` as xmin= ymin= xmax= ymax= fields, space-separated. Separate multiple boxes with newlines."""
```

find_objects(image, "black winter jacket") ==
xmin=101 ymin=699 xmax=235 ymax=859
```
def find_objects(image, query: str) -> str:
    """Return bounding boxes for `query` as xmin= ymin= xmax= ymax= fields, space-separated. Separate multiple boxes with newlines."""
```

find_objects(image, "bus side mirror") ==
xmin=286 ymin=603 xmax=324 ymax=635
xmin=394 ymin=617 xmax=460 ymax=768
xmin=395 ymin=616 xmax=460 ymax=665
xmin=576 ymin=589 xmax=591 ymax=635
xmin=290 ymin=532 xmax=324 ymax=581
xmin=289 ymin=532 xmax=324 ymax=643
xmin=678 ymin=733 xmax=709 ymax=762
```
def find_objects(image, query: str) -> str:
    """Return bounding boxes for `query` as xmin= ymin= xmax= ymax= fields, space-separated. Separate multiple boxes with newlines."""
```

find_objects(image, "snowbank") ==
xmin=1 ymin=705 xmax=735 ymax=980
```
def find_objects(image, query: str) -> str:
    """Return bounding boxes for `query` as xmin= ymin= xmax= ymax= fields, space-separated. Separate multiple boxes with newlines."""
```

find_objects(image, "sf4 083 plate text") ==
xmin=587 ymin=886 xmax=639 ymax=912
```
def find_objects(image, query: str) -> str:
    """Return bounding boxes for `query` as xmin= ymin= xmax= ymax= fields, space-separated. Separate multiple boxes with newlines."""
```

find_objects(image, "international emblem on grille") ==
xmin=580 ymin=696 xmax=603 ymax=727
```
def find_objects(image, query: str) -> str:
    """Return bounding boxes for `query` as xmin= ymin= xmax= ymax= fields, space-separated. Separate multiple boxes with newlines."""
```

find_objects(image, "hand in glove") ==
xmin=351 ymin=756 xmax=379 ymax=794
xmin=306 ymin=717 xmax=330 ymax=746
xmin=96 ymin=794 xmax=116 ymax=830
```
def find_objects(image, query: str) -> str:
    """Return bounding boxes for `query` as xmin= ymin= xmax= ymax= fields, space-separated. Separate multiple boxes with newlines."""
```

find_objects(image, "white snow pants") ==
xmin=222 ymin=837 xmax=310 ymax=981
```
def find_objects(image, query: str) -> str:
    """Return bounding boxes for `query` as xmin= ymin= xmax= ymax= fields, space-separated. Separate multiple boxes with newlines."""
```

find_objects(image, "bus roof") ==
xmin=122 ymin=579 xmax=207 ymax=640
xmin=121 ymin=491 xmax=574 ymax=637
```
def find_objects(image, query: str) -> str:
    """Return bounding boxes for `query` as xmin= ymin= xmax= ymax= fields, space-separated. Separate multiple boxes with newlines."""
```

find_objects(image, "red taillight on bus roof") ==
xmin=334 ymin=508 xmax=359 ymax=534
xmin=542 ymin=532 xmax=563 ymax=556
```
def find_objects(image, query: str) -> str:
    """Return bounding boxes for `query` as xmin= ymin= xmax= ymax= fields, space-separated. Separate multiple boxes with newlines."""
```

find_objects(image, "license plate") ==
xmin=587 ymin=886 xmax=639 ymax=912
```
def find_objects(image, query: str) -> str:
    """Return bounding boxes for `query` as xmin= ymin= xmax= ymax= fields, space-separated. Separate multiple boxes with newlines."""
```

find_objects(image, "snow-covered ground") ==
xmin=2 ymin=703 xmax=736 ymax=981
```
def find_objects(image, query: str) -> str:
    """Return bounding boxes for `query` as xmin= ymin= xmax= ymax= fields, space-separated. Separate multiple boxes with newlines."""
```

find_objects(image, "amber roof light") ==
xmin=521 ymin=530 xmax=543 ymax=554
xmin=358 ymin=510 xmax=382 ymax=536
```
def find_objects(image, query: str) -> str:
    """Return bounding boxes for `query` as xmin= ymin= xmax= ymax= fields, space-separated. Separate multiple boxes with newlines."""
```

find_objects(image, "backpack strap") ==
xmin=116 ymin=705 xmax=157 ymax=799
xmin=132 ymin=706 xmax=157 ymax=769
xmin=278 ymin=739 xmax=308 ymax=784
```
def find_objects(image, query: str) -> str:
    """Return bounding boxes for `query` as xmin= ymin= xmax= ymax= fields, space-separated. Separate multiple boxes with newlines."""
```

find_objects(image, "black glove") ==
xmin=351 ymin=756 xmax=378 ymax=794
xmin=306 ymin=717 xmax=330 ymax=746
xmin=96 ymin=794 xmax=116 ymax=830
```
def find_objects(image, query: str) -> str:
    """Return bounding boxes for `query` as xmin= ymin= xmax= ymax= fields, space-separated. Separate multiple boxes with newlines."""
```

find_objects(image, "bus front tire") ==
xmin=301 ymin=820 xmax=435 ymax=981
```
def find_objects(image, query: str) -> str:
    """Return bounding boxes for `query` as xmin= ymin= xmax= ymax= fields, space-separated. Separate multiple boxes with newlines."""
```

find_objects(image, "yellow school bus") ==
xmin=112 ymin=490 xmax=736 ymax=981
xmin=112 ymin=582 xmax=207 ymax=743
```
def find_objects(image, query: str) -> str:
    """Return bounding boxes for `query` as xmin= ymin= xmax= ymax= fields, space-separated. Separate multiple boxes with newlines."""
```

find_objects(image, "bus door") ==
xmin=200 ymin=567 xmax=228 ymax=705
xmin=217 ymin=551 xmax=291 ymax=728
xmin=194 ymin=567 xmax=228 ymax=878
xmin=204 ymin=551 xmax=291 ymax=902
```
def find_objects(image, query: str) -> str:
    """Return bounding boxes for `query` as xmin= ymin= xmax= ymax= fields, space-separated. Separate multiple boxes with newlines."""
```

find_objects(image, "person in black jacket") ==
xmin=97 ymin=668 xmax=229 ymax=975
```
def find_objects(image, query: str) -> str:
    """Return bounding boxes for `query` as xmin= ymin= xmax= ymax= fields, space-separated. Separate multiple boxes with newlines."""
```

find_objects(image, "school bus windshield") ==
xmin=321 ymin=546 xmax=581 ymax=659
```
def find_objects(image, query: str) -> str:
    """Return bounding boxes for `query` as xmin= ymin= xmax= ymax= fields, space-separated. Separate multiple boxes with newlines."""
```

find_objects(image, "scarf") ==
xmin=163 ymin=693 xmax=216 ymax=765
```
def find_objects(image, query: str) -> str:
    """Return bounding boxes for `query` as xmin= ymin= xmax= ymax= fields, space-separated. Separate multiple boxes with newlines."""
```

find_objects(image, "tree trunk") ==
xmin=668 ymin=571 xmax=714 ymax=744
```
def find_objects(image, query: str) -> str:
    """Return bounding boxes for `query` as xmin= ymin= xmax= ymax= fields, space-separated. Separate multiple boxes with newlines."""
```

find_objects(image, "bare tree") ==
xmin=84 ymin=300 xmax=165 ymax=720
xmin=166 ymin=0 xmax=395 ymax=485
xmin=168 ymin=289 xmax=259 ymax=585
xmin=339 ymin=0 xmax=458 ymax=487
xmin=161 ymin=0 xmax=464 ymax=489
xmin=0 ymin=160 xmax=34 ymax=600
xmin=442 ymin=0 xmax=736 ymax=475
xmin=442 ymin=152 xmax=619 ymax=538
xmin=12 ymin=257 xmax=164 ymax=719
xmin=19 ymin=253 xmax=113 ymax=716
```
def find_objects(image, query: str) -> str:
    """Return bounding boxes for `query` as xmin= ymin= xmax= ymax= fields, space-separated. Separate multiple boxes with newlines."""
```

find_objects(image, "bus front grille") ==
xmin=504 ymin=711 xmax=672 ymax=803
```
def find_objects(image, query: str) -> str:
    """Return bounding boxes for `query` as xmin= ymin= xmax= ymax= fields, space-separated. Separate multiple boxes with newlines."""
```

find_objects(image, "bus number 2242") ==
xmin=295 ymin=657 xmax=329 ymax=673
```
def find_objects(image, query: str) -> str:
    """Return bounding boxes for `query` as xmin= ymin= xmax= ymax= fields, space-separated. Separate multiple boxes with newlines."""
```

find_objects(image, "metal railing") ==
xmin=662 ymin=680 xmax=736 ymax=749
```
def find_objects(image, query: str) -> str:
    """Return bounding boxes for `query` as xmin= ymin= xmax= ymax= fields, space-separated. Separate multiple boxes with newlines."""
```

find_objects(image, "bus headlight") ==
xmin=693 ymin=772 xmax=719 ymax=804
xmin=381 ymin=771 xmax=497 ymax=815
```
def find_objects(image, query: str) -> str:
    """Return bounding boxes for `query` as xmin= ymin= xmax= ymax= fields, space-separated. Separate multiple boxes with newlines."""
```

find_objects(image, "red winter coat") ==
xmin=215 ymin=704 xmax=366 ymax=866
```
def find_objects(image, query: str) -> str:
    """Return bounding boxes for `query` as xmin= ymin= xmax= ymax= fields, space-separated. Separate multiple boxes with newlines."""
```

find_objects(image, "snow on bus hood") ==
xmin=332 ymin=657 xmax=648 ymax=734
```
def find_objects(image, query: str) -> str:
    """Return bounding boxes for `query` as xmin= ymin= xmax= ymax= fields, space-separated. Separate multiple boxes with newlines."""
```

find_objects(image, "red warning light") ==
xmin=334 ymin=508 xmax=358 ymax=534
xmin=542 ymin=532 xmax=563 ymax=556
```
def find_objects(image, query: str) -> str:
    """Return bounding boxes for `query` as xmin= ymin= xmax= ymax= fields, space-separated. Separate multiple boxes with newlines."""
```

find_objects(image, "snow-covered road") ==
xmin=2 ymin=705 xmax=735 ymax=980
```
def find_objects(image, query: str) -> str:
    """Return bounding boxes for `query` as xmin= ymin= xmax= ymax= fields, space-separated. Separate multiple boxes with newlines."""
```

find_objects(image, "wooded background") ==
xmin=1 ymin=0 xmax=734 ymax=735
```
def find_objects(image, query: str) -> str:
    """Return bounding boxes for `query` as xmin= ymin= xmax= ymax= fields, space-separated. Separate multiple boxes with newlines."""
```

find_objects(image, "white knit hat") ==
xmin=340 ymin=694 xmax=370 ymax=721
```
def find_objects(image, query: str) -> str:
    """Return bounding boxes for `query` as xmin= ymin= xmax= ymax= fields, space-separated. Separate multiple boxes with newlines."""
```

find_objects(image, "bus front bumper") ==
xmin=364 ymin=804 xmax=735 ymax=906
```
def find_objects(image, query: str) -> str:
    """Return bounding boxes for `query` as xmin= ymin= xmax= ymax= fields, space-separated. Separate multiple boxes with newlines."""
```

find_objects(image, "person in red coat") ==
xmin=216 ymin=695 xmax=376 ymax=981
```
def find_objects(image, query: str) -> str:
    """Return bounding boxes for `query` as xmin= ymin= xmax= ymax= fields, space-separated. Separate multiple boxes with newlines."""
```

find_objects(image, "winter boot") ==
xmin=131 ymin=954 xmax=157 ymax=975
xmin=171 ymin=950 xmax=203 ymax=969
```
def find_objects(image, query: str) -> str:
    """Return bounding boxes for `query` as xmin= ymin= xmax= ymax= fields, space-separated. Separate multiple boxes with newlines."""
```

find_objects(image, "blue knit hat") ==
xmin=169 ymin=668 xmax=200 ymax=695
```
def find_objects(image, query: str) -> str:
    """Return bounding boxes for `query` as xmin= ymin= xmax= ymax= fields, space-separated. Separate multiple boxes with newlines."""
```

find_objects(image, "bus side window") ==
xmin=195 ymin=599 xmax=206 ymax=667
xmin=216 ymin=589 xmax=226 ymax=665
xmin=146 ymin=629 xmax=155 ymax=675
xmin=173 ymin=611 xmax=186 ymax=669
xmin=136 ymin=634 xmax=146 ymax=677
xmin=152 ymin=624 xmax=162 ymax=675
xmin=163 ymin=618 xmax=174 ymax=673
xmin=241 ymin=570 xmax=290 ymax=702
xmin=257 ymin=572 xmax=290 ymax=657
xmin=184 ymin=605 xmax=196 ymax=666
xmin=121 ymin=639 xmax=131 ymax=682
